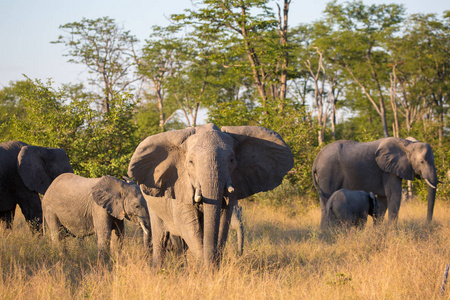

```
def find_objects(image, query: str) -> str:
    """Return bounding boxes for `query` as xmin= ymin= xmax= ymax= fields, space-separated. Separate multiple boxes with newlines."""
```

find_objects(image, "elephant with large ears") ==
xmin=312 ymin=137 xmax=438 ymax=229
xmin=128 ymin=123 xmax=293 ymax=267
xmin=42 ymin=173 xmax=151 ymax=259
xmin=0 ymin=141 xmax=73 ymax=232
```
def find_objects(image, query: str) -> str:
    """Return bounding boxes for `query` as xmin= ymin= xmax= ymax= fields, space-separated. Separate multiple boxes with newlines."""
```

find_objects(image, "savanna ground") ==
xmin=0 ymin=198 xmax=448 ymax=299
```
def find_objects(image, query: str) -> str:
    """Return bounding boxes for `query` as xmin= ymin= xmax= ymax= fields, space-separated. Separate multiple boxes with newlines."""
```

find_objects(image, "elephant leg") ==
xmin=231 ymin=205 xmax=244 ymax=256
xmin=356 ymin=215 xmax=368 ymax=229
xmin=167 ymin=234 xmax=187 ymax=255
xmin=150 ymin=212 xmax=166 ymax=267
xmin=217 ymin=198 xmax=236 ymax=256
xmin=383 ymin=174 xmax=402 ymax=225
xmin=319 ymin=195 xmax=328 ymax=230
xmin=173 ymin=204 xmax=203 ymax=263
xmin=16 ymin=192 xmax=42 ymax=233
xmin=93 ymin=215 xmax=112 ymax=261
xmin=111 ymin=219 xmax=125 ymax=255
xmin=376 ymin=196 xmax=388 ymax=224
xmin=44 ymin=210 xmax=63 ymax=243
xmin=0 ymin=209 xmax=15 ymax=230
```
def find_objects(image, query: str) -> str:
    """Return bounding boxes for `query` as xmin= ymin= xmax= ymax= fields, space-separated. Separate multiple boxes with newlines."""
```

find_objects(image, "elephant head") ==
xmin=375 ymin=137 xmax=438 ymax=222
xmin=17 ymin=145 xmax=74 ymax=195
xmin=91 ymin=176 xmax=151 ymax=234
xmin=128 ymin=123 xmax=293 ymax=266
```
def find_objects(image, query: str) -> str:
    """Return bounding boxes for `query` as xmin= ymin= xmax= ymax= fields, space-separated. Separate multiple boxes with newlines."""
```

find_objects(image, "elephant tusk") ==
xmin=425 ymin=178 xmax=437 ymax=189
xmin=139 ymin=221 xmax=149 ymax=235
xmin=227 ymin=185 xmax=235 ymax=194
xmin=194 ymin=188 xmax=202 ymax=203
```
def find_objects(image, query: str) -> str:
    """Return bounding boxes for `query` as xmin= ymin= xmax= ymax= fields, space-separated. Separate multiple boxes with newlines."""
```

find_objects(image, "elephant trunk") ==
xmin=423 ymin=168 xmax=438 ymax=223
xmin=426 ymin=185 xmax=436 ymax=223
xmin=18 ymin=194 xmax=43 ymax=234
xmin=200 ymin=180 xmax=223 ymax=267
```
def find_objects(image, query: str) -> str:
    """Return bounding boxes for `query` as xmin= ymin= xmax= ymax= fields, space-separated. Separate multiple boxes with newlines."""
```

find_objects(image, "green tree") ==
xmin=398 ymin=13 xmax=449 ymax=145
xmin=172 ymin=0 xmax=293 ymax=113
xmin=0 ymin=80 xmax=34 ymax=140
xmin=4 ymin=79 xmax=139 ymax=178
xmin=78 ymin=92 xmax=140 ymax=178
xmin=137 ymin=25 xmax=182 ymax=132
xmin=5 ymin=79 xmax=90 ymax=171
xmin=322 ymin=0 xmax=405 ymax=138
xmin=52 ymin=17 xmax=139 ymax=113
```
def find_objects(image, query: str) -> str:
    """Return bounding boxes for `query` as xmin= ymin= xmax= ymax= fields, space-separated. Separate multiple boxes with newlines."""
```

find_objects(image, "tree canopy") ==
xmin=1 ymin=0 xmax=448 ymax=202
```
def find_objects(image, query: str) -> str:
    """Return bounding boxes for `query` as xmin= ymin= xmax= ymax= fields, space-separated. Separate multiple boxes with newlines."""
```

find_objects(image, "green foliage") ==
xmin=74 ymin=92 xmax=140 ymax=178
xmin=5 ymin=78 xmax=88 ymax=149
xmin=210 ymin=98 xmax=319 ymax=202
xmin=52 ymin=17 xmax=139 ymax=113
xmin=133 ymin=104 xmax=162 ymax=139
xmin=3 ymin=79 xmax=139 ymax=179
xmin=0 ymin=80 xmax=33 ymax=140
xmin=259 ymin=101 xmax=319 ymax=197
xmin=207 ymin=100 xmax=256 ymax=126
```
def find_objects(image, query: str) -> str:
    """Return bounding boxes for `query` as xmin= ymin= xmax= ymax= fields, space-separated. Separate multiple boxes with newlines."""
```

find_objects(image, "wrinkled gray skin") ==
xmin=313 ymin=137 xmax=438 ymax=229
xmin=143 ymin=203 xmax=244 ymax=256
xmin=128 ymin=123 xmax=293 ymax=267
xmin=0 ymin=141 xmax=73 ymax=232
xmin=326 ymin=189 xmax=380 ymax=228
xmin=230 ymin=204 xmax=244 ymax=255
xmin=42 ymin=173 xmax=151 ymax=259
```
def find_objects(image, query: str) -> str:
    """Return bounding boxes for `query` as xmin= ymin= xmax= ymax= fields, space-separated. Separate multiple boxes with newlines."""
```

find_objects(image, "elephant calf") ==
xmin=42 ymin=173 xmax=151 ymax=259
xmin=326 ymin=189 xmax=379 ymax=228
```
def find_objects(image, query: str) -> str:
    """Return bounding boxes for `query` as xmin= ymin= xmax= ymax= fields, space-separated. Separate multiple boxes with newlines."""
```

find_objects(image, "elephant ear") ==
xmin=17 ymin=146 xmax=53 ymax=195
xmin=375 ymin=138 xmax=414 ymax=180
xmin=91 ymin=175 xmax=126 ymax=220
xmin=221 ymin=126 xmax=294 ymax=200
xmin=128 ymin=127 xmax=196 ymax=198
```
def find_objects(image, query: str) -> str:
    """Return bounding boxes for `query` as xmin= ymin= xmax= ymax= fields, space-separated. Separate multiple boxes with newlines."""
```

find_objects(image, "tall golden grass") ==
xmin=0 ymin=199 xmax=448 ymax=299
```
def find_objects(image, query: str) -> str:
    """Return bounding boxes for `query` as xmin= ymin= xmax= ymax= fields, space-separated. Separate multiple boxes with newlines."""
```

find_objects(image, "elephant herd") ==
xmin=0 ymin=124 xmax=439 ymax=267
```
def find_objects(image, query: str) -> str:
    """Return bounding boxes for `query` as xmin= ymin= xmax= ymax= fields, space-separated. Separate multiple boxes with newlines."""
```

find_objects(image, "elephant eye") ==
xmin=135 ymin=204 xmax=141 ymax=209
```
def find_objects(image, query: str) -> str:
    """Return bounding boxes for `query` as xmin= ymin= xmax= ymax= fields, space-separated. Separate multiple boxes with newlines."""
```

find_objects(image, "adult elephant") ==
xmin=312 ymin=137 xmax=438 ymax=228
xmin=128 ymin=123 xmax=293 ymax=267
xmin=0 ymin=141 xmax=73 ymax=232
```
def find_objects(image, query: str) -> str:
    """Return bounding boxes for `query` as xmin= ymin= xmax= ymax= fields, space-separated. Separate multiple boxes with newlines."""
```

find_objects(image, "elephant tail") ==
xmin=312 ymin=167 xmax=328 ymax=199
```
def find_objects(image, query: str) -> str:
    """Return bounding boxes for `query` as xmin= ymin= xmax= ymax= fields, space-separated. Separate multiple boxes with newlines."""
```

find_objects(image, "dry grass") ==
xmin=0 ymin=199 xmax=448 ymax=299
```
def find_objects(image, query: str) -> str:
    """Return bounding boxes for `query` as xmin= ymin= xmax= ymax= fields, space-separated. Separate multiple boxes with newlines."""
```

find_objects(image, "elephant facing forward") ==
xmin=326 ymin=189 xmax=379 ymax=228
xmin=0 ymin=141 xmax=73 ymax=232
xmin=313 ymin=137 xmax=438 ymax=229
xmin=42 ymin=173 xmax=151 ymax=259
xmin=129 ymin=123 xmax=293 ymax=267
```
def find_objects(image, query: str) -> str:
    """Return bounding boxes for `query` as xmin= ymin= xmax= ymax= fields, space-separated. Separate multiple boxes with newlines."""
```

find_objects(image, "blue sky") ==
xmin=0 ymin=0 xmax=448 ymax=88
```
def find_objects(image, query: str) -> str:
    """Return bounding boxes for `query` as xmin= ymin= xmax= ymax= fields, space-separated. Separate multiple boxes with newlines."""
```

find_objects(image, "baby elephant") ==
xmin=42 ymin=173 xmax=151 ymax=259
xmin=326 ymin=189 xmax=379 ymax=228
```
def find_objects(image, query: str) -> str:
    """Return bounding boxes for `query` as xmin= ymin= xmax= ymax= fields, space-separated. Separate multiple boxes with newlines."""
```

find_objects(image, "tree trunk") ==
xmin=277 ymin=0 xmax=290 ymax=110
